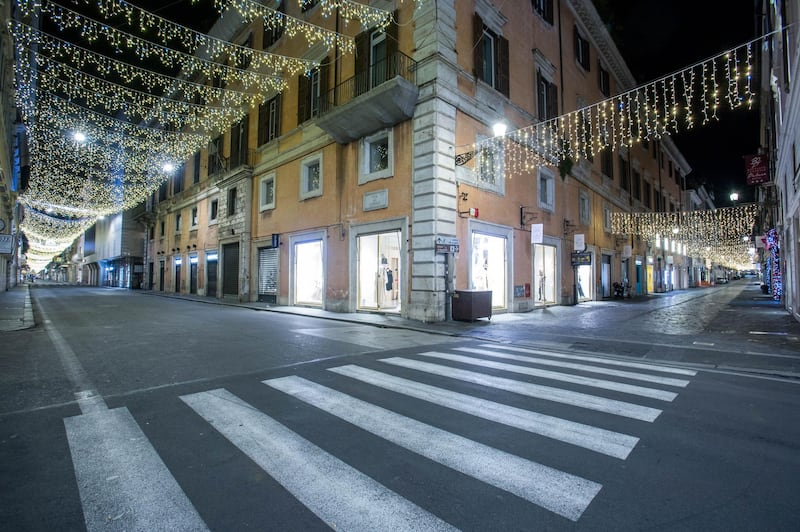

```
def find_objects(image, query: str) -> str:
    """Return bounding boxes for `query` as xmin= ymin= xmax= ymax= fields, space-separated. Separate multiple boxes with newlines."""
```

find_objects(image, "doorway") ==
xmin=294 ymin=239 xmax=323 ymax=306
xmin=470 ymin=232 xmax=507 ymax=309
xmin=357 ymin=231 xmax=401 ymax=312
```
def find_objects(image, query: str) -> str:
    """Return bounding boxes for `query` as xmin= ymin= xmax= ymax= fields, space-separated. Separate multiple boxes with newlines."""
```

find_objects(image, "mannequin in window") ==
xmin=538 ymin=269 xmax=545 ymax=301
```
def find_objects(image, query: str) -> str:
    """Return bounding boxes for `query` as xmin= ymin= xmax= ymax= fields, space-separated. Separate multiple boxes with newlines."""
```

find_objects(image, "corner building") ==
xmin=145 ymin=0 xmax=689 ymax=322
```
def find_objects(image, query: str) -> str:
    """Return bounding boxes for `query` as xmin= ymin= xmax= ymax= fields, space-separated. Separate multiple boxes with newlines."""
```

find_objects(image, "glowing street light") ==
xmin=730 ymin=192 xmax=739 ymax=205
xmin=492 ymin=121 xmax=507 ymax=137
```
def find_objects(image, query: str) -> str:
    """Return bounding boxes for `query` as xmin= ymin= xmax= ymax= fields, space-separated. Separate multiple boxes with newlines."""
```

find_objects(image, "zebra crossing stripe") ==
xmin=380 ymin=357 xmax=662 ymax=422
xmin=64 ymin=408 xmax=209 ymax=532
xmin=479 ymin=344 xmax=698 ymax=376
xmin=416 ymin=352 xmax=678 ymax=401
xmin=328 ymin=365 xmax=639 ymax=459
xmin=180 ymin=389 xmax=456 ymax=532
xmin=265 ymin=376 xmax=602 ymax=522
xmin=455 ymin=347 xmax=692 ymax=387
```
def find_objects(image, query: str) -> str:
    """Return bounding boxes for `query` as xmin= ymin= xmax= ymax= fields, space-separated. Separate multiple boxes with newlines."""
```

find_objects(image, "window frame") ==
xmin=190 ymin=206 xmax=198 ymax=228
xmin=209 ymin=198 xmax=219 ymax=225
xmin=259 ymin=172 xmax=277 ymax=212
xmin=574 ymin=25 xmax=591 ymax=71
xmin=532 ymin=0 xmax=553 ymax=24
xmin=598 ymin=62 xmax=610 ymax=96
xmin=359 ymin=129 xmax=394 ymax=184
xmin=227 ymin=187 xmax=237 ymax=216
xmin=300 ymin=152 xmax=323 ymax=200
xmin=579 ymin=190 xmax=591 ymax=225
xmin=537 ymin=167 xmax=555 ymax=212
xmin=175 ymin=212 xmax=182 ymax=234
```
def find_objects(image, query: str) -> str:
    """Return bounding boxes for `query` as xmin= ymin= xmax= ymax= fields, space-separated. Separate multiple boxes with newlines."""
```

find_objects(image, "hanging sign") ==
xmin=574 ymin=233 xmax=585 ymax=251
xmin=744 ymin=154 xmax=769 ymax=185
xmin=0 ymin=234 xmax=12 ymax=254
xmin=622 ymin=245 xmax=632 ymax=258
xmin=571 ymin=251 xmax=592 ymax=266
xmin=531 ymin=223 xmax=543 ymax=244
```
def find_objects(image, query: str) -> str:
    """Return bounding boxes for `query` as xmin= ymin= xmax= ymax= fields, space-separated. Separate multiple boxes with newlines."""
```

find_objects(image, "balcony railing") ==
xmin=319 ymin=51 xmax=417 ymax=116
xmin=315 ymin=51 xmax=419 ymax=144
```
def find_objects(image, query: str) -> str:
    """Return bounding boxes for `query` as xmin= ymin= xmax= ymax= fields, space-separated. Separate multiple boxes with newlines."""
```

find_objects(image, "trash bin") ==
xmin=452 ymin=290 xmax=492 ymax=321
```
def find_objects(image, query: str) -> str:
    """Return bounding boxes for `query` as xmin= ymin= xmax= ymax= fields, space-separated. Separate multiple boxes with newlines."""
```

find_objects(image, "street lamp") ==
xmin=730 ymin=192 xmax=739 ymax=206
xmin=492 ymin=121 xmax=507 ymax=137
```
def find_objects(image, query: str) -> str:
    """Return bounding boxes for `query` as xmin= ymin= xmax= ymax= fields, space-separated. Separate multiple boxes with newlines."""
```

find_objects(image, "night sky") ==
xmin=596 ymin=0 xmax=761 ymax=205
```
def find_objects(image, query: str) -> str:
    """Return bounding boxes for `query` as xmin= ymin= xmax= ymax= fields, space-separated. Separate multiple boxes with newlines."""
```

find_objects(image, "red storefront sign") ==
xmin=744 ymin=154 xmax=770 ymax=185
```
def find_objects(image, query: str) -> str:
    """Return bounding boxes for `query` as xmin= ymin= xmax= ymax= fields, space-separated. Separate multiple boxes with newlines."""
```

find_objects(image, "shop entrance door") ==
xmin=357 ymin=231 xmax=401 ymax=312
xmin=471 ymin=232 xmax=507 ymax=309
xmin=533 ymin=244 xmax=557 ymax=305
xmin=294 ymin=240 xmax=323 ymax=306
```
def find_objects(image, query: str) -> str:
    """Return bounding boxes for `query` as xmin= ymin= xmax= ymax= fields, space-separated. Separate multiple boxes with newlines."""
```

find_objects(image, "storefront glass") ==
xmin=471 ymin=232 xmax=506 ymax=308
xmin=357 ymin=231 xmax=401 ymax=312
xmin=533 ymin=244 xmax=556 ymax=305
xmin=294 ymin=240 xmax=323 ymax=306
xmin=576 ymin=264 xmax=592 ymax=301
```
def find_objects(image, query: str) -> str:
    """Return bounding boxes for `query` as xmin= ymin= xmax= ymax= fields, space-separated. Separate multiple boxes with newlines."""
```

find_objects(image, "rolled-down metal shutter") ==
xmin=258 ymin=247 xmax=279 ymax=303
xmin=222 ymin=243 xmax=239 ymax=296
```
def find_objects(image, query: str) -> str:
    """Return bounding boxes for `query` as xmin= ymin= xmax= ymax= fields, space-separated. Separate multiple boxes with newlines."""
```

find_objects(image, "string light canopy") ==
xmin=458 ymin=38 xmax=757 ymax=177
xmin=13 ymin=0 xmax=395 ymax=268
xmin=611 ymin=204 xmax=760 ymax=269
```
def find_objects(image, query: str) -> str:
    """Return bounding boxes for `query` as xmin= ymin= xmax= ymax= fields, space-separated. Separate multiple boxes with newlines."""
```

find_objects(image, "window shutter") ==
xmin=496 ymin=35 xmax=509 ymax=96
xmin=319 ymin=58 xmax=330 ymax=113
xmin=473 ymin=13 xmax=484 ymax=82
xmin=297 ymin=73 xmax=310 ymax=123
xmin=274 ymin=94 xmax=282 ymax=139
xmin=354 ymin=31 xmax=369 ymax=97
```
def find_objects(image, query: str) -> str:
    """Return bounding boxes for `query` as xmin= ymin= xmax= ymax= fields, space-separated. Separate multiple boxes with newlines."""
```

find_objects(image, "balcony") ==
xmin=316 ymin=51 xmax=419 ymax=144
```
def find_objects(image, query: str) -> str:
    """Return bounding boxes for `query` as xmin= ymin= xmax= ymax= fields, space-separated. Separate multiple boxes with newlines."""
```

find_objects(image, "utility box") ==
xmin=452 ymin=290 xmax=492 ymax=321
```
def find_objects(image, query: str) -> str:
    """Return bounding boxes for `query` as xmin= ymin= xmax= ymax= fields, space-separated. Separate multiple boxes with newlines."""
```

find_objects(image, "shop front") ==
xmin=291 ymin=232 xmax=325 ymax=307
xmin=469 ymin=222 xmax=512 ymax=311
xmin=533 ymin=242 xmax=558 ymax=306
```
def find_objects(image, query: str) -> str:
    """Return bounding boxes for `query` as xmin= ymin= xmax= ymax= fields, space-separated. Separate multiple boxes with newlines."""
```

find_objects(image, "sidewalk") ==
xmin=0 ymin=283 xmax=34 ymax=332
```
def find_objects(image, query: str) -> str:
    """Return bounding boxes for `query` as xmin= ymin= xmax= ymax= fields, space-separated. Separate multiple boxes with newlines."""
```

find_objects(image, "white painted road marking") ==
xmin=64 ymin=407 xmax=209 ymax=532
xmin=417 ymin=351 xmax=678 ymax=401
xmin=380 ymin=357 xmax=662 ymax=421
xmin=455 ymin=347 xmax=692 ymax=387
xmin=265 ymin=376 xmax=602 ymax=522
xmin=181 ymin=388 xmax=456 ymax=531
xmin=328 ymin=364 xmax=639 ymax=459
xmin=477 ymin=344 xmax=699 ymax=376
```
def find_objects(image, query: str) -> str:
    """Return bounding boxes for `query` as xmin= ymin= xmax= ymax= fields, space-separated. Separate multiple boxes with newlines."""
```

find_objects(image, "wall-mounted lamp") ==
xmin=519 ymin=206 xmax=538 ymax=227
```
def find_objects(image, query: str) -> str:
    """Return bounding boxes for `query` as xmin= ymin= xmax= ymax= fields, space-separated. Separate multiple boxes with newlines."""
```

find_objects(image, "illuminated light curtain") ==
xmin=611 ymin=204 xmax=760 ymax=269
xmin=458 ymin=38 xmax=758 ymax=178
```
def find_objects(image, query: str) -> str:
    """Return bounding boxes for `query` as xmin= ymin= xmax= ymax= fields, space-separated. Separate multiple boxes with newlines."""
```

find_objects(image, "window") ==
xmin=574 ymin=25 xmax=590 ymax=71
xmin=208 ymin=136 xmax=224 ymax=175
xmin=173 ymin=171 xmax=183 ymax=195
xmin=598 ymin=63 xmax=610 ymax=96
xmin=191 ymin=207 xmax=198 ymax=227
xmin=477 ymin=143 xmax=503 ymax=185
xmin=297 ymin=61 xmax=328 ymax=123
xmin=263 ymin=1 xmax=285 ymax=48
xmin=579 ymin=190 xmax=590 ymax=225
xmin=538 ymin=167 xmax=555 ymax=212
xmin=300 ymin=153 xmax=323 ymax=200
xmin=258 ymin=94 xmax=281 ymax=145
xmin=238 ymin=32 xmax=253 ymax=70
xmin=160 ymin=220 xmax=165 ymax=237
xmin=600 ymin=147 xmax=614 ymax=177
xmin=370 ymin=29 xmax=388 ymax=88
xmin=209 ymin=199 xmax=219 ymax=223
xmin=259 ymin=173 xmax=276 ymax=211
xmin=359 ymin=129 xmax=394 ymax=183
xmin=643 ymin=181 xmax=651 ymax=208
xmin=175 ymin=212 xmax=182 ymax=233
xmin=230 ymin=116 xmax=249 ymax=168
xmin=158 ymin=180 xmax=168 ymax=202
xmin=532 ymin=0 xmax=553 ymax=24
xmin=301 ymin=0 xmax=318 ymax=12
xmin=474 ymin=14 xmax=509 ymax=96
xmin=228 ymin=187 xmax=237 ymax=216
xmin=603 ymin=205 xmax=612 ymax=233
xmin=632 ymin=169 xmax=641 ymax=201
xmin=537 ymin=70 xmax=558 ymax=120
xmin=192 ymin=151 xmax=201 ymax=184
xmin=618 ymin=155 xmax=630 ymax=192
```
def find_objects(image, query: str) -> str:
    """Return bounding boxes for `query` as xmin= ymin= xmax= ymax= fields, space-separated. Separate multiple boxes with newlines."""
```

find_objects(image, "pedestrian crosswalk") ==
xmin=64 ymin=342 xmax=698 ymax=530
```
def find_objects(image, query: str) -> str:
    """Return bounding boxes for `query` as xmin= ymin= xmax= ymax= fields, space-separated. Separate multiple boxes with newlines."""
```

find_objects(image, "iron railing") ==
xmin=319 ymin=51 xmax=416 ymax=115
